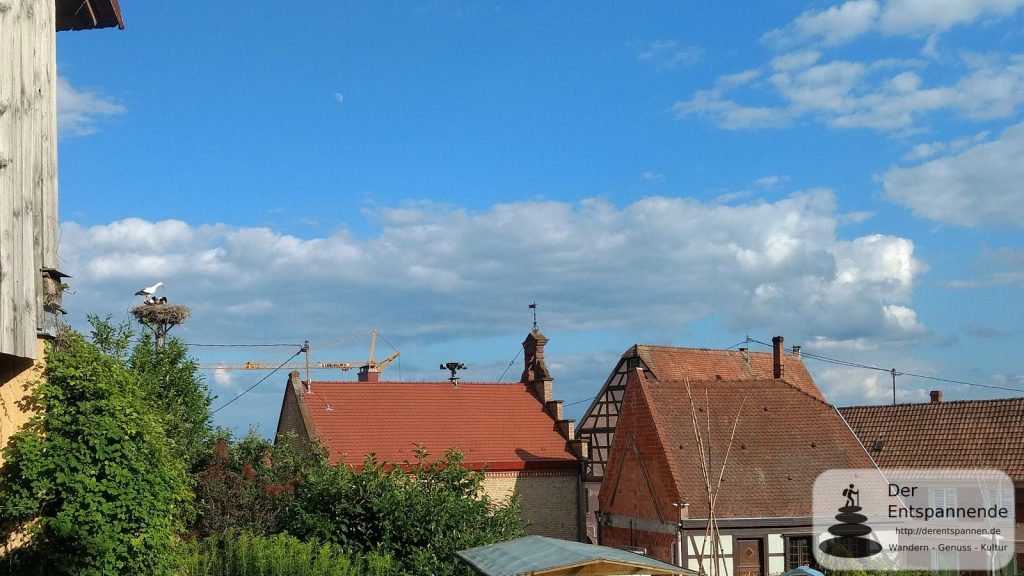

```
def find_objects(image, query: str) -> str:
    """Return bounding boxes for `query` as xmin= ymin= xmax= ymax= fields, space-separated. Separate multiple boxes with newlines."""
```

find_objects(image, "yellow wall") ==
xmin=0 ymin=338 xmax=44 ymax=465
xmin=484 ymin=470 xmax=580 ymax=541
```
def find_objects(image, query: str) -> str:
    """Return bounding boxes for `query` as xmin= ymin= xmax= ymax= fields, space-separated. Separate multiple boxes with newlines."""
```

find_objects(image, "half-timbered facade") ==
xmin=577 ymin=338 xmax=822 ymax=541
xmin=591 ymin=337 xmax=882 ymax=573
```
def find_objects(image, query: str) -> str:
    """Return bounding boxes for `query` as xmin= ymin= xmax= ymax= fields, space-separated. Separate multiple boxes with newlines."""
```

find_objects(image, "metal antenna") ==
xmin=529 ymin=302 xmax=538 ymax=332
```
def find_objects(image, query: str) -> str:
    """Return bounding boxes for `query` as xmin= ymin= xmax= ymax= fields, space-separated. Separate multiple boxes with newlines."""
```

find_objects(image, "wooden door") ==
xmin=735 ymin=539 xmax=763 ymax=576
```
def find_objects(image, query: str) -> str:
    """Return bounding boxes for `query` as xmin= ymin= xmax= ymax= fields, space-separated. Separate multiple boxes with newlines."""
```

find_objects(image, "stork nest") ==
xmin=131 ymin=304 xmax=191 ymax=325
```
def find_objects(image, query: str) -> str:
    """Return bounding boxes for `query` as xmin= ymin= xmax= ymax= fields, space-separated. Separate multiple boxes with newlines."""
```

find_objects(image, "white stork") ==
xmin=135 ymin=282 xmax=164 ymax=304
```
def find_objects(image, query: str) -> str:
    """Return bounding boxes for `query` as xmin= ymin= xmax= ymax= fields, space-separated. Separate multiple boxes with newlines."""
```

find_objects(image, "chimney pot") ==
xmin=772 ymin=336 xmax=784 ymax=379
xmin=792 ymin=345 xmax=801 ymax=359
xmin=358 ymin=366 xmax=380 ymax=383
xmin=930 ymin=390 xmax=942 ymax=403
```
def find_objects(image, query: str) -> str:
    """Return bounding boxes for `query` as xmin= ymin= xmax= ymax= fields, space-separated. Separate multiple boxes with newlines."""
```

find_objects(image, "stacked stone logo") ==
xmin=819 ymin=483 xmax=882 ymax=558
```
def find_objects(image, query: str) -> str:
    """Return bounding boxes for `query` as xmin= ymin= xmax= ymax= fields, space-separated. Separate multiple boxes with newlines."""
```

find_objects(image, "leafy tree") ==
xmin=129 ymin=332 xmax=212 ymax=472
xmin=0 ymin=328 xmax=190 ymax=575
xmin=282 ymin=449 xmax=524 ymax=576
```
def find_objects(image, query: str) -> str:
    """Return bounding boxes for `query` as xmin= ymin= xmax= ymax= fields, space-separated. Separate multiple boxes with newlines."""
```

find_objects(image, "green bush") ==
xmin=281 ymin=449 xmax=524 ymax=576
xmin=0 ymin=327 xmax=190 ymax=575
xmin=178 ymin=531 xmax=394 ymax=576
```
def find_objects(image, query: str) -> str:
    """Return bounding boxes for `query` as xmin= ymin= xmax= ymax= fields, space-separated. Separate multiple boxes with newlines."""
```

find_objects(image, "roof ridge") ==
xmin=635 ymin=343 xmax=775 ymax=355
xmin=308 ymin=380 xmax=523 ymax=386
xmin=840 ymin=397 xmax=1024 ymax=410
xmin=657 ymin=376 xmax=836 ymax=409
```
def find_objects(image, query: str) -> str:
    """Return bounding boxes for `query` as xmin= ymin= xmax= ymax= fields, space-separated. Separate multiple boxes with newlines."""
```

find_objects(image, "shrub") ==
xmin=281 ymin=449 xmax=524 ymax=576
xmin=0 ymin=328 xmax=190 ymax=575
xmin=177 ymin=531 xmax=394 ymax=576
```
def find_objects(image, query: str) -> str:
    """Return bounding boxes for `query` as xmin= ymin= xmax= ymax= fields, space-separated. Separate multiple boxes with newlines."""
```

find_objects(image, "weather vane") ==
xmin=440 ymin=362 xmax=467 ymax=387
xmin=529 ymin=302 xmax=538 ymax=332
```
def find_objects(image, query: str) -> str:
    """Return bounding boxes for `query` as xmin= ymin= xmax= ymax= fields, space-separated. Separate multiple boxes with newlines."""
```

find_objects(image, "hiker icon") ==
xmin=843 ymin=484 xmax=859 ymax=508
xmin=819 ymin=482 xmax=881 ymax=558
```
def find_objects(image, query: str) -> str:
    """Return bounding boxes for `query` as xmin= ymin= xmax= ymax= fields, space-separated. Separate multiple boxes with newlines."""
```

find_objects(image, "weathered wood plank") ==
xmin=0 ymin=0 xmax=57 ymax=360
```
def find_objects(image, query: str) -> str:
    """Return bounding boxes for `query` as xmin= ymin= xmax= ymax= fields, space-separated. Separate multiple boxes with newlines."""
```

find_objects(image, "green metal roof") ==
xmin=457 ymin=535 xmax=694 ymax=576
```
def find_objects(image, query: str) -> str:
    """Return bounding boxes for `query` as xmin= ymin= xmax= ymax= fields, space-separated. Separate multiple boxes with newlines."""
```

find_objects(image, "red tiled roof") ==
xmin=633 ymin=345 xmax=824 ymax=401
xmin=299 ymin=381 xmax=578 ymax=471
xmin=839 ymin=398 xmax=1024 ymax=481
xmin=645 ymin=376 xmax=877 ymax=518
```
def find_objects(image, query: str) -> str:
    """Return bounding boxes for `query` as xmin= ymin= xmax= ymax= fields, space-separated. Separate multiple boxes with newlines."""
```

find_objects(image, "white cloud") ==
xmin=879 ymin=0 xmax=1024 ymax=34
xmin=641 ymin=171 xmax=664 ymax=182
xmin=677 ymin=54 xmax=1024 ymax=133
xmin=765 ymin=0 xmax=1024 ymax=47
xmin=771 ymin=50 xmax=823 ymax=72
xmin=882 ymin=121 xmax=1024 ymax=227
xmin=57 ymin=76 xmax=125 ymax=137
xmin=755 ymin=175 xmax=782 ymax=188
xmin=815 ymin=363 xmax=931 ymax=405
xmin=839 ymin=211 xmax=875 ymax=224
xmin=59 ymin=192 xmax=927 ymax=350
xmin=794 ymin=0 xmax=881 ymax=45
xmin=638 ymin=40 xmax=703 ymax=68
xmin=902 ymin=130 xmax=990 ymax=161
xmin=212 ymin=368 xmax=237 ymax=391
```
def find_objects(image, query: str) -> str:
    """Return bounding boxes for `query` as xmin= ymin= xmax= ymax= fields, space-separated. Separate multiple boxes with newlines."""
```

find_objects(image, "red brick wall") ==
xmin=601 ymin=525 xmax=676 ymax=561
xmin=275 ymin=382 xmax=311 ymax=452
xmin=598 ymin=369 xmax=681 ymax=563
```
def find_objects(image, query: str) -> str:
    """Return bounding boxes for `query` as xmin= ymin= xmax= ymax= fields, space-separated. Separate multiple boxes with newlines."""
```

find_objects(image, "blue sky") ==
xmin=55 ymin=1 xmax=1024 ymax=435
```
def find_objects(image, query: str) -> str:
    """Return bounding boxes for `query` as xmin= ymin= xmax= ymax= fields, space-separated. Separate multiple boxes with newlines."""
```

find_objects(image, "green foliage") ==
xmin=282 ymin=449 xmax=524 ymax=576
xmin=0 ymin=327 xmax=191 ymax=575
xmin=129 ymin=332 xmax=212 ymax=472
xmin=178 ymin=531 xmax=395 ymax=576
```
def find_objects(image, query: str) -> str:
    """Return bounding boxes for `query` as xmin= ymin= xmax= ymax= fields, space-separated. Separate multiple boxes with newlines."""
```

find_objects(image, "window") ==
xmin=931 ymin=487 xmax=957 ymax=522
xmin=932 ymin=548 xmax=957 ymax=576
xmin=786 ymin=535 xmax=816 ymax=569
xmin=985 ymin=486 xmax=1013 ymax=510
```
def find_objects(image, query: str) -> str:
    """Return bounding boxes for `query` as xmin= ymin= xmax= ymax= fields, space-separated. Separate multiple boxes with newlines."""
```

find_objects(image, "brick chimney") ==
xmin=521 ymin=330 xmax=552 ymax=401
xmin=930 ymin=390 xmax=942 ymax=403
xmin=289 ymin=369 xmax=308 ymax=393
xmin=357 ymin=365 xmax=380 ymax=383
xmin=772 ymin=336 xmax=784 ymax=379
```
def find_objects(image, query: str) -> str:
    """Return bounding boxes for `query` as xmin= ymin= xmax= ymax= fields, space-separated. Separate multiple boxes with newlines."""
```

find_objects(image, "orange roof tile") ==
xmin=644 ymin=377 xmax=876 ymax=518
xmin=298 ymin=381 xmax=578 ymax=471
xmin=839 ymin=398 xmax=1024 ymax=480
xmin=634 ymin=345 xmax=824 ymax=401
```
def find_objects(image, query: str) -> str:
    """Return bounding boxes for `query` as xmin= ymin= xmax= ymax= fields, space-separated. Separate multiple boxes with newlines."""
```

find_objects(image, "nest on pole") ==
xmin=131 ymin=303 xmax=191 ymax=326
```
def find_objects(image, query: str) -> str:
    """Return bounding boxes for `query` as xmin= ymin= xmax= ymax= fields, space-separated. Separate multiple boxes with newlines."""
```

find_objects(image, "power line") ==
xmin=748 ymin=337 xmax=1024 ymax=395
xmin=893 ymin=371 xmax=1024 ymax=394
xmin=188 ymin=342 xmax=302 ymax=348
xmin=210 ymin=348 xmax=303 ymax=414
xmin=724 ymin=340 xmax=748 ymax=351
xmin=496 ymin=347 xmax=524 ymax=383
xmin=565 ymin=395 xmax=596 ymax=407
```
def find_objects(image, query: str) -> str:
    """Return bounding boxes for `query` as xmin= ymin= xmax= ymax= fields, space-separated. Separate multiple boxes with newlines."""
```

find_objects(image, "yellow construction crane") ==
xmin=197 ymin=330 xmax=399 ymax=383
